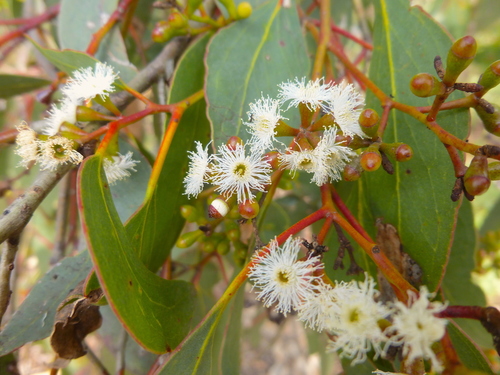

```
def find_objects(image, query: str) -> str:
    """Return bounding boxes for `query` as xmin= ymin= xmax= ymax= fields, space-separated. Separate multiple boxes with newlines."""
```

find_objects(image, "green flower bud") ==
xmin=478 ymin=60 xmax=500 ymax=95
xmin=236 ymin=2 xmax=252 ymax=19
xmin=177 ymin=230 xmax=203 ymax=248
xmin=410 ymin=73 xmax=445 ymax=97
xmin=379 ymin=143 xmax=414 ymax=162
xmin=475 ymin=105 xmax=500 ymax=137
xmin=443 ymin=36 xmax=477 ymax=85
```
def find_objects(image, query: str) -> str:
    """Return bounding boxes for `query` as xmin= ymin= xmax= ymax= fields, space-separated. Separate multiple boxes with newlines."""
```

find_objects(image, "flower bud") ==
xmin=236 ymin=2 xmax=252 ymax=19
xmin=201 ymin=238 xmax=217 ymax=253
xmin=410 ymin=73 xmax=445 ymax=97
xmin=264 ymin=151 xmax=280 ymax=169
xmin=475 ymin=105 xmax=500 ymax=137
xmin=443 ymin=36 xmax=477 ymax=85
xmin=464 ymin=153 xmax=491 ymax=196
xmin=58 ymin=122 xmax=89 ymax=140
xmin=177 ymin=230 xmax=203 ymax=248
xmin=478 ymin=60 xmax=500 ymax=95
xmin=208 ymin=198 xmax=230 ymax=219
xmin=180 ymin=205 xmax=199 ymax=222
xmin=343 ymin=157 xmax=363 ymax=181
xmin=76 ymin=106 xmax=114 ymax=122
xmin=227 ymin=227 xmax=241 ymax=242
xmin=232 ymin=240 xmax=247 ymax=266
xmin=358 ymin=109 xmax=380 ymax=138
xmin=152 ymin=21 xmax=188 ymax=43
xmin=380 ymin=143 xmax=414 ymax=162
xmin=168 ymin=10 xmax=188 ymax=29
xmin=217 ymin=239 xmax=231 ymax=255
xmin=226 ymin=136 xmax=243 ymax=150
xmin=360 ymin=147 xmax=382 ymax=172
xmin=238 ymin=200 xmax=260 ymax=219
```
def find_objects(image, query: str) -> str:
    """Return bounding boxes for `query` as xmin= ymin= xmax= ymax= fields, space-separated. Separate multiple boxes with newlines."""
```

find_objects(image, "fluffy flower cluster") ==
xmin=15 ymin=63 xmax=138 ymax=182
xmin=247 ymin=240 xmax=448 ymax=372
xmin=184 ymin=77 xmax=366 ymax=201
xmin=14 ymin=123 xmax=83 ymax=171
xmin=42 ymin=62 xmax=118 ymax=136
xmin=183 ymin=141 xmax=272 ymax=204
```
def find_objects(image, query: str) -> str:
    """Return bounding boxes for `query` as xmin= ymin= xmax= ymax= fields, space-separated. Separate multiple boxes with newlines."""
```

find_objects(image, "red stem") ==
xmin=436 ymin=305 xmax=483 ymax=320
xmin=329 ymin=186 xmax=371 ymax=242
xmin=0 ymin=5 xmax=60 ymax=48
xmin=310 ymin=19 xmax=373 ymax=50
xmin=86 ymin=0 xmax=137 ymax=55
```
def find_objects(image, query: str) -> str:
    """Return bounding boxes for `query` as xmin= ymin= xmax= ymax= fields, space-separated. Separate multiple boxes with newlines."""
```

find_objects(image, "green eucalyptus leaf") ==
xmin=0 ymin=74 xmax=50 ymax=99
xmin=0 ymin=251 xmax=92 ymax=355
xmin=58 ymin=0 xmax=137 ymax=82
xmin=78 ymin=155 xmax=196 ymax=353
xmin=362 ymin=0 xmax=470 ymax=290
xmin=448 ymin=322 xmax=494 ymax=374
xmin=206 ymin=0 xmax=310 ymax=146
xmin=156 ymin=280 xmax=245 ymax=375
xmin=442 ymin=200 xmax=491 ymax=348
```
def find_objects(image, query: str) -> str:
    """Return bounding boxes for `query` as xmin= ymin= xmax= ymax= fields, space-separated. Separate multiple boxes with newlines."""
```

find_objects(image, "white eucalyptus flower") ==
xmin=183 ymin=141 xmax=212 ymax=199
xmin=385 ymin=286 xmax=447 ymax=373
xmin=41 ymin=98 xmax=78 ymax=136
xmin=297 ymin=280 xmax=340 ymax=332
xmin=278 ymin=77 xmax=333 ymax=111
xmin=326 ymin=82 xmax=366 ymax=137
xmin=103 ymin=151 xmax=139 ymax=185
xmin=326 ymin=275 xmax=392 ymax=366
xmin=14 ymin=123 xmax=38 ymax=168
xmin=62 ymin=62 xmax=118 ymax=102
xmin=245 ymin=96 xmax=284 ymax=153
xmin=210 ymin=143 xmax=271 ymax=203
xmin=248 ymin=237 xmax=323 ymax=316
xmin=36 ymin=136 xmax=83 ymax=171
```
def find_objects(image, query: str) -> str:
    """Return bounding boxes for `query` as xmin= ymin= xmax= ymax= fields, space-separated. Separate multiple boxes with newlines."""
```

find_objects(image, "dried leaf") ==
xmin=50 ymin=281 xmax=103 ymax=359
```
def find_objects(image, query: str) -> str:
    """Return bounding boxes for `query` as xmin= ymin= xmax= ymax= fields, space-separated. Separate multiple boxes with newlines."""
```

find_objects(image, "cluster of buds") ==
xmin=409 ymin=35 xmax=500 ymax=200
xmin=14 ymin=63 xmax=139 ymax=184
xmin=247 ymin=237 xmax=448 ymax=372
xmin=152 ymin=0 xmax=252 ymax=43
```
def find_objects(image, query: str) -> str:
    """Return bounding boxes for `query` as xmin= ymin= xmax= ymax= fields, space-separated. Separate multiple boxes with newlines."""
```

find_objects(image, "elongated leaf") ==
xmin=362 ymin=0 xmax=469 ymax=290
xmin=157 ymin=281 xmax=245 ymax=374
xmin=58 ymin=0 xmax=137 ymax=82
xmin=78 ymin=155 xmax=196 ymax=353
xmin=125 ymin=34 xmax=211 ymax=271
xmin=0 ymin=251 xmax=92 ymax=355
xmin=31 ymin=39 xmax=99 ymax=74
xmin=206 ymin=0 xmax=310 ymax=146
xmin=0 ymin=74 xmax=50 ymax=99
xmin=448 ymin=322 xmax=494 ymax=373
xmin=442 ymin=200 xmax=491 ymax=348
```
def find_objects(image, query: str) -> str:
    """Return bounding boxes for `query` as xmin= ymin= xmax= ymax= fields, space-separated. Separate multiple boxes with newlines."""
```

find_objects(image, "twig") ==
xmin=0 ymin=235 xmax=20 ymax=324
xmin=0 ymin=5 xmax=60 ymax=48
xmin=0 ymin=163 xmax=73 ymax=245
